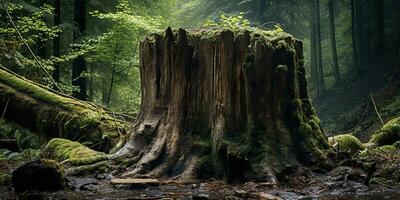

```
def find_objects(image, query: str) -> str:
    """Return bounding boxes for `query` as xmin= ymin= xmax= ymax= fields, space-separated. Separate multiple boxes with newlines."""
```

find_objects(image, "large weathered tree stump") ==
xmin=115 ymin=28 xmax=330 ymax=181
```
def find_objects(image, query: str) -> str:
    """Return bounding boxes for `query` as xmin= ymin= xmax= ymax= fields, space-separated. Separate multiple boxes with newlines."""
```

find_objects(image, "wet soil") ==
xmin=1 ymin=166 xmax=400 ymax=200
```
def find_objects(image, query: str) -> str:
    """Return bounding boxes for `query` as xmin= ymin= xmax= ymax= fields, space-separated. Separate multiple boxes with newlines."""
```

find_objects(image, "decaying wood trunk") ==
xmin=115 ymin=27 xmax=330 ymax=182
xmin=0 ymin=67 xmax=129 ymax=151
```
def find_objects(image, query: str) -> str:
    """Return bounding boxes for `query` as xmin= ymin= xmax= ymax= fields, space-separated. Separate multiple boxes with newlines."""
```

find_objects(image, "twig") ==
xmin=1 ymin=99 xmax=9 ymax=118
xmin=370 ymin=92 xmax=384 ymax=127
xmin=1 ymin=0 xmax=64 ymax=94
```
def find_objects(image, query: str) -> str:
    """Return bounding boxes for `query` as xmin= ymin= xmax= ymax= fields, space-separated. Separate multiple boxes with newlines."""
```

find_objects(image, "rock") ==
xmin=0 ymin=173 xmax=11 ymax=186
xmin=110 ymin=178 xmax=160 ymax=187
xmin=234 ymin=189 xmax=248 ymax=198
xmin=258 ymin=192 xmax=283 ymax=200
xmin=192 ymin=194 xmax=209 ymax=200
xmin=328 ymin=134 xmax=364 ymax=154
xmin=12 ymin=159 xmax=64 ymax=193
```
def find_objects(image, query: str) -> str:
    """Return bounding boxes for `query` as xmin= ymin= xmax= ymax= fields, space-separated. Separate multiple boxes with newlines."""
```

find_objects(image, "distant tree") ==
xmin=309 ymin=1 xmax=319 ymax=91
xmin=258 ymin=0 xmax=267 ymax=21
xmin=53 ymin=0 xmax=61 ymax=82
xmin=350 ymin=0 xmax=359 ymax=71
xmin=315 ymin=0 xmax=325 ymax=96
xmin=72 ymin=0 xmax=87 ymax=100
xmin=374 ymin=0 xmax=385 ymax=56
xmin=327 ymin=0 xmax=341 ymax=85
xmin=37 ymin=0 xmax=47 ymax=59
xmin=397 ymin=0 xmax=400 ymax=48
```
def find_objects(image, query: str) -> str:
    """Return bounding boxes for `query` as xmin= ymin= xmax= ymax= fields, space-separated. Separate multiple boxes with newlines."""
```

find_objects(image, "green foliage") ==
xmin=203 ymin=12 xmax=250 ymax=31
xmin=0 ymin=3 xmax=61 ymax=86
xmin=0 ymin=119 xmax=40 ymax=150
xmin=63 ymin=0 xmax=168 ymax=113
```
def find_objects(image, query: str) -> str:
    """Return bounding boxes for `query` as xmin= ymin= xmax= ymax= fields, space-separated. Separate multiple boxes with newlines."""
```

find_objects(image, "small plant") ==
xmin=203 ymin=12 xmax=251 ymax=32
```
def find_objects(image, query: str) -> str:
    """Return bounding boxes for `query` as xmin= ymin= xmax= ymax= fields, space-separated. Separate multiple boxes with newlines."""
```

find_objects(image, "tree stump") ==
xmin=115 ymin=28 xmax=330 ymax=181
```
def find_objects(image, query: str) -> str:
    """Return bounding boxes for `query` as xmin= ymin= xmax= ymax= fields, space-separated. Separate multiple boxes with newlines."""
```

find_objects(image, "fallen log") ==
xmin=0 ymin=67 xmax=130 ymax=151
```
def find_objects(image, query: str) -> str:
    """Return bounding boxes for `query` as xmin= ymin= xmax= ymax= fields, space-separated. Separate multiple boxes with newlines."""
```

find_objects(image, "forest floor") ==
xmin=1 ymin=165 xmax=400 ymax=199
xmin=315 ymin=54 xmax=400 ymax=141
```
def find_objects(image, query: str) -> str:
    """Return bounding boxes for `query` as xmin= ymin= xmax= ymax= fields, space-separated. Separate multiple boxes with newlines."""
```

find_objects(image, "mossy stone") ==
xmin=328 ymin=134 xmax=364 ymax=154
xmin=42 ymin=138 xmax=108 ymax=166
xmin=11 ymin=159 xmax=64 ymax=193
xmin=370 ymin=117 xmax=400 ymax=146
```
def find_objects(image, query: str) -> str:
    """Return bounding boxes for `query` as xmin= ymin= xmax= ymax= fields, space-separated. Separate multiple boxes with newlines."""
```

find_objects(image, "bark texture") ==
xmin=115 ymin=28 xmax=330 ymax=182
xmin=0 ymin=68 xmax=129 ymax=151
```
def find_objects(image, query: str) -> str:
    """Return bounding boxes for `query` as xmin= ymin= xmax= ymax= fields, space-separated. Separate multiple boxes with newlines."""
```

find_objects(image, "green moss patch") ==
xmin=328 ymin=134 xmax=364 ymax=154
xmin=369 ymin=117 xmax=400 ymax=146
xmin=42 ymin=138 xmax=108 ymax=166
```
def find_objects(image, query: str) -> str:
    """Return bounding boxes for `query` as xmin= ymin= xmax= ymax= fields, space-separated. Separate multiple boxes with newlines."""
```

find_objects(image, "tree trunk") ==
xmin=113 ymin=28 xmax=330 ymax=182
xmin=315 ymin=0 xmax=325 ymax=96
xmin=351 ymin=0 xmax=359 ymax=71
xmin=327 ymin=0 xmax=341 ymax=85
xmin=72 ymin=0 xmax=87 ymax=100
xmin=310 ymin=1 xmax=319 ymax=92
xmin=374 ymin=0 xmax=385 ymax=56
xmin=259 ymin=0 xmax=267 ymax=21
xmin=0 ymin=67 xmax=129 ymax=151
xmin=52 ymin=0 xmax=61 ymax=82
xmin=354 ymin=0 xmax=365 ymax=73
xmin=397 ymin=0 xmax=400 ymax=48
xmin=37 ymin=0 xmax=46 ymax=60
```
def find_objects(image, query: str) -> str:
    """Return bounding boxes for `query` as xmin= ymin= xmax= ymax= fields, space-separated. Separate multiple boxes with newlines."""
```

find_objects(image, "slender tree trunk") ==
xmin=328 ymin=0 xmax=341 ymax=85
xmin=113 ymin=28 xmax=330 ymax=182
xmin=355 ymin=0 xmax=363 ymax=72
xmin=101 ymin=77 xmax=108 ymax=105
xmin=88 ymin=65 xmax=94 ymax=101
xmin=315 ymin=0 xmax=325 ymax=96
xmin=52 ymin=0 xmax=61 ymax=82
xmin=375 ymin=0 xmax=385 ymax=56
xmin=37 ymin=0 xmax=46 ymax=60
xmin=106 ymin=44 xmax=119 ymax=106
xmin=310 ymin=9 xmax=319 ymax=91
xmin=72 ymin=0 xmax=87 ymax=100
xmin=397 ymin=0 xmax=400 ymax=48
xmin=259 ymin=0 xmax=267 ymax=21
xmin=351 ymin=0 xmax=359 ymax=71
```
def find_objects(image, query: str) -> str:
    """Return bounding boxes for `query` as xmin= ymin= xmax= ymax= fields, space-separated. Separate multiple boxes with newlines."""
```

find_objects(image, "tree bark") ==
xmin=113 ymin=28 xmax=330 ymax=182
xmin=327 ymin=0 xmax=341 ymax=85
xmin=72 ymin=0 xmax=87 ymax=100
xmin=52 ymin=0 xmax=61 ymax=82
xmin=0 ymin=67 xmax=129 ymax=151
